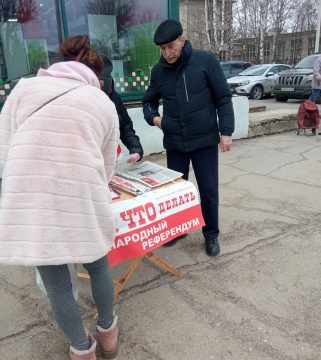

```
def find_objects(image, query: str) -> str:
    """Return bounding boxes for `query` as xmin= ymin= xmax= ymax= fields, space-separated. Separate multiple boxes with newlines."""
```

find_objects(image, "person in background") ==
xmin=0 ymin=35 xmax=120 ymax=360
xmin=100 ymin=55 xmax=144 ymax=162
xmin=309 ymin=54 xmax=321 ymax=135
xmin=142 ymin=20 xmax=235 ymax=256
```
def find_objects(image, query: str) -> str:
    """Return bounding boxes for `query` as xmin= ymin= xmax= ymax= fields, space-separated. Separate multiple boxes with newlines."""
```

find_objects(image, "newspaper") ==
xmin=108 ymin=185 xmax=121 ymax=200
xmin=110 ymin=175 xmax=151 ymax=196
xmin=115 ymin=161 xmax=183 ymax=188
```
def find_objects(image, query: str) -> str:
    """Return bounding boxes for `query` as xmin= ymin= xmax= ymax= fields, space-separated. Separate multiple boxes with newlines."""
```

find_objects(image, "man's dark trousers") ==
xmin=167 ymin=146 xmax=219 ymax=241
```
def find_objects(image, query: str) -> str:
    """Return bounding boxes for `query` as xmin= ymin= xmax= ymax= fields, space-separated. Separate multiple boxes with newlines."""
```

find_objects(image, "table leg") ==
xmin=79 ymin=253 xmax=180 ymax=320
xmin=92 ymin=256 xmax=144 ymax=320
xmin=113 ymin=256 xmax=144 ymax=298
xmin=145 ymin=252 xmax=181 ymax=277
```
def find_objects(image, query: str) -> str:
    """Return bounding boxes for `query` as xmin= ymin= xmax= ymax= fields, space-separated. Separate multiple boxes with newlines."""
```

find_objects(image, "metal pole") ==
xmin=315 ymin=0 xmax=321 ymax=53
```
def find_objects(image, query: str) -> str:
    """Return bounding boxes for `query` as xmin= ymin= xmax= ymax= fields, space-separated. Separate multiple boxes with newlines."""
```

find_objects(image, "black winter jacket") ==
xmin=108 ymin=87 xmax=143 ymax=159
xmin=142 ymin=41 xmax=235 ymax=152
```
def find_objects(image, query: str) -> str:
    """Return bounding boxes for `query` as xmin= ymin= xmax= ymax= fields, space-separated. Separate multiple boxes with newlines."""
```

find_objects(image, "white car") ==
xmin=227 ymin=64 xmax=291 ymax=100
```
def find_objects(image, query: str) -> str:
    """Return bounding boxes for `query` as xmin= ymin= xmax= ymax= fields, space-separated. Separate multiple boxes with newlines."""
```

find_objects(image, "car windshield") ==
xmin=220 ymin=64 xmax=229 ymax=70
xmin=294 ymin=56 xmax=319 ymax=69
xmin=239 ymin=65 xmax=270 ymax=76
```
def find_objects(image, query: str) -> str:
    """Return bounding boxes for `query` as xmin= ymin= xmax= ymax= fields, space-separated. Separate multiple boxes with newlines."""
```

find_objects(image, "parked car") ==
xmin=227 ymin=64 xmax=291 ymax=100
xmin=273 ymin=54 xmax=320 ymax=102
xmin=220 ymin=60 xmax=252 ymax=79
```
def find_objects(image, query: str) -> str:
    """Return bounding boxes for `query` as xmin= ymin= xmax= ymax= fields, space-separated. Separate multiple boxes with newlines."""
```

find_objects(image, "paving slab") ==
xmin=0 ymin=131 xmax=321 ymax=359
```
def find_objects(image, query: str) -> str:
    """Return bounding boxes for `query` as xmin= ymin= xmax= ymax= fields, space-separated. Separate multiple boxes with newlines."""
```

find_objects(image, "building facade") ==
xmin=0 ymin=0 xmax=178 ymax=104
xmin=232 ymin=31 xmax=319 ymax=65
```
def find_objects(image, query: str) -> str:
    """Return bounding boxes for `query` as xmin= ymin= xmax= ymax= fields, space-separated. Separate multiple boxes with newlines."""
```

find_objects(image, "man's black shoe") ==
xmin=205 ymin=238 xmax=220 ymax=256
xmin=162 ymin=234 xmax=187 ymax=247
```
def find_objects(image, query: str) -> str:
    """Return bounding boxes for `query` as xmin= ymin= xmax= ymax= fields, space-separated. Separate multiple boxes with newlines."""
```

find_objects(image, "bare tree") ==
xmin=216 ymin=0 xmax=234 ymax=60
xmin=288 ymin=0 xmax=317 ymax=33
xmin=205 ymin=0 xmax=219 ymax=53
xmin=286 ymin=0 xmax=317 ymax=63
xmin=233 ymin=0 xmax=317 ymax=63
xmin=204 ymin=0 xmax=234 ymax=57
xmin=16 ymin=0 xmax=38 ymax=24
xmin=84 ymin=0 xmax=136 ymax=34
xmin=269 ymin=0 xmax=293 ymax=62
xmin=84 ymin=0 xmax=115 ymax=15
xmin=233 ymin=0 xmax=251 ymax=59
xmin=84 ymin=0 xmax=136 ymax=59
xmin=234 ymin=0 xmax=262 ymax=62
xmin=258 ymin=0 xmax=269 ymax=63
xmin=224 ymin=0 xmax=235 ymax=60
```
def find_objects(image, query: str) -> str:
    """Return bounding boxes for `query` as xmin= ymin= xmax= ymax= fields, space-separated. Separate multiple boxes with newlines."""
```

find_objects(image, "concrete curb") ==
xmin=248 ymin=112 xmax=298 ymax=137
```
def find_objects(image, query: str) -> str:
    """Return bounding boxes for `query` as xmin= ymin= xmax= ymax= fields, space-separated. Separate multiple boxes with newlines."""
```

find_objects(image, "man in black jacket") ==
xmin=100 ymin=56 xmax=143 ymax=162
xmin=142 ymin=19 xmax=235 ymax=256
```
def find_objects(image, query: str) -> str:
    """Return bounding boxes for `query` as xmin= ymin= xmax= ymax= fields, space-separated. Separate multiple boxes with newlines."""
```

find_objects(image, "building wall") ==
xmin=180 ymin=0 xmax=210 ymax=51
xmin=232 ymin=31 xmax=318 ymax=65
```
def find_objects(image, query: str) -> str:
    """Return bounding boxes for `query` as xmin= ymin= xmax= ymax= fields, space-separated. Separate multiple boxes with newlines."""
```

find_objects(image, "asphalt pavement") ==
xmin=0 ymin=129 xmax=321 ymax=359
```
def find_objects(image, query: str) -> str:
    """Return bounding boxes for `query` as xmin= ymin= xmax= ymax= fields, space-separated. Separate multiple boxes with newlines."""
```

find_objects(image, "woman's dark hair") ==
xmin=59 ymin=35 xmax=104 ymax=77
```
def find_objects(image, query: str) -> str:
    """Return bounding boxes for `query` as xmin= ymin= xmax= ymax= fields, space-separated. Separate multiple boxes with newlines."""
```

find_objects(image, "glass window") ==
xmin=240 ymin=65 xmax=270 ymax=76
xmin=64 ymin=0 xmax=168 ymax=96
xmin=279 ymin=65 xmax=290 ymax=71
xmin=0 ymin=0 xmax=61 ymax=84
xmin=242 ymin=63 xmax=251 ymax=70
xmin=231 ymin=64 xmax=243 ymax=71
xmin=246 ymin=44 xmax=256 ymax=62
xmin=290 ymin=38 xmax=302 ymax=64
xmin=263 ymin=42 xmax=270 ymax=60
xmin=276 ymin=41 xmax=285 ymax=63
xmin=294 ymin=54 xmax=319 ymax=69
xmin=308 ymin=38 xmax=315 ymax=55
xmin=268 ymin=66 xmax=279 ymax=74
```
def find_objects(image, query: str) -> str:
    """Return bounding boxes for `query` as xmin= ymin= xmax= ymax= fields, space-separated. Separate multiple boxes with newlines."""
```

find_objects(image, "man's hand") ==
xmin=220 ymin=135 xmax=232 ymax=152
xmin=127 ymin=153 xmax=141 ymax=163
xmin=153 ymin=116 xmax=162 ymax=128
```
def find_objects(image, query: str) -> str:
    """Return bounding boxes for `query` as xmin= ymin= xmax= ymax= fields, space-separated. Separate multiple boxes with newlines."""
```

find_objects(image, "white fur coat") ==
xmin=0 ymin=62 xmax=119 ymax=266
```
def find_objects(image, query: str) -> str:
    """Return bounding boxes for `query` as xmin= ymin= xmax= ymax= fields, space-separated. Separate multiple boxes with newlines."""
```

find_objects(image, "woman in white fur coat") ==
xmin=0 ymin=35 xmax=120 ymax=360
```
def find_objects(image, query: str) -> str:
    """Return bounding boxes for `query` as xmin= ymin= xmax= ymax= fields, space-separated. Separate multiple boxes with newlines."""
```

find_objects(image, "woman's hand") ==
xmin=127 ymin=153 xmax=141 ymax=163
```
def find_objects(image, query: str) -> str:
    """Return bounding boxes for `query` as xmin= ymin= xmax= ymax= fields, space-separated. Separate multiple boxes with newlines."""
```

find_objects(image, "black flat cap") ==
xmin=154 ymin=19 xmax=183 ymax=45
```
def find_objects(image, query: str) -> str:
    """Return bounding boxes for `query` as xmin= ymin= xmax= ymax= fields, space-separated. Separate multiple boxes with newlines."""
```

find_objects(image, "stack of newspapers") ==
xmin=109 ymin=161 xmax=183 ymax=196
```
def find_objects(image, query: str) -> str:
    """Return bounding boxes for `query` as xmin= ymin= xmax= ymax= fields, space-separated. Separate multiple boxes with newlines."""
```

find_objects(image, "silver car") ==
xmin=227 ymin=64 xmax=291 ymax=100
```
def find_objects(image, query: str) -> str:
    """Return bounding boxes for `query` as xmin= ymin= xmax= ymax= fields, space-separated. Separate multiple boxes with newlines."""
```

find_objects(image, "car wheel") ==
xmin=250 ymin=85 xmax=263 ymax=100
xmin=275 ymin=96 xmax=288 ymax=102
